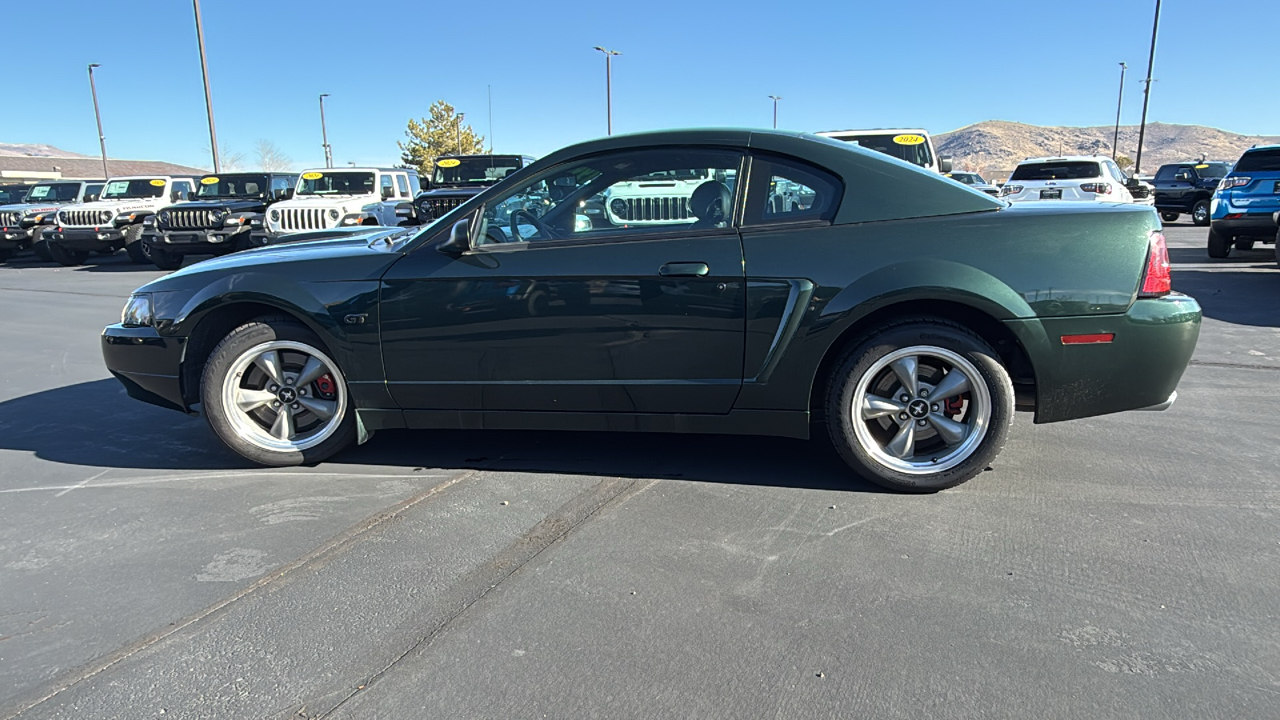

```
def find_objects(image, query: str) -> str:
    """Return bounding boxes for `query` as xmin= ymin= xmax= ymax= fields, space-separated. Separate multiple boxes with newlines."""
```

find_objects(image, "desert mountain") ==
xmin=0 ymin=143 xmax=92 ymax=158
xmin=935 ymin=121 xmax=1279 ymax=179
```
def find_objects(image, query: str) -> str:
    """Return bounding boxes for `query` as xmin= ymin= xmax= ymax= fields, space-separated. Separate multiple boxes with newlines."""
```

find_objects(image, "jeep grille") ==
xmin=58 ymin=209 xmax=111 ymax=227
xmin=611 ymin=196 xmax=691 ymax=223
xmin=419 ymin=196 xmax=466 ymax=220
xmin=279 ymin=208 xmax=335 ymax=231
xmin=166 ymin=209 xmax=218 ymax=229
xmin=0 ymin=211 xmax=19 ymax=227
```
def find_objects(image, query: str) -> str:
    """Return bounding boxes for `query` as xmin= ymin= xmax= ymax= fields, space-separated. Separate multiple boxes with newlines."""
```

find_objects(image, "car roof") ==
xmin=1243 ymin=144 xmax=1280 ymax=153
xmin=105 ymin=175 xmax=192 ymax=181
xmin=816 ymin=128 xmax=930 ymax=136
xmin=297 ymin=167 xmax=414 ymax=173
xmin=1018 ymin=156 xmax=1109 ymax=164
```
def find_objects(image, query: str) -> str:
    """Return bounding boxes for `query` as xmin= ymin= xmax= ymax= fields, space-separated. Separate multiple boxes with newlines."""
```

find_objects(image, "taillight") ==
xmin=1080 ymin=182 xmax=1112 ymax=194
xmin=1219 ymin=176 xmax=1250 ymax=190
xmin=999 ymin=184 xmax=1023 ymax=196
xmin=1139 ymin=231 xmax=1171 ymax=298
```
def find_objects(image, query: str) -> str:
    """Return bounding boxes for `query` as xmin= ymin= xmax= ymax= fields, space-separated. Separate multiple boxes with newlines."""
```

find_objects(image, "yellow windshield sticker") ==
xmin=149 ymin=179 xmax=166 ymax=187
xmin=893 ymin=134 xmax=926 ymax=146
xmin=301 ymin=171 xmax=324 ymax=180
xmin=1194 ymin=164 xmax=1210 ymax=169
xmin=201 ymin=176 xmax=219 ymax=185
xmin=437 ymin=158 xmax=461 ymax=167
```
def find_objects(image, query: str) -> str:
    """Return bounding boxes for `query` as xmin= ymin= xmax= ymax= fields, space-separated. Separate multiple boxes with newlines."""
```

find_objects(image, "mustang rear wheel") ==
xmin=202 ymin=319 xmax=355 ymax=466
xmin=826 ymin=319 xmax=1013 ymax=492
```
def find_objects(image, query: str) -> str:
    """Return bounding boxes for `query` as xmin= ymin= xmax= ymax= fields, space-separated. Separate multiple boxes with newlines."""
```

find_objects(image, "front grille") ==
xmin=279 ymin=208 xmax=334 ymax=231
xmin=615 ymin=196 xmax=690 ymax=223
xmin=59 ymin=209 xmax=110 ymax=227
xmin=420 ymin=196 xmax=466 ymax=219
xmin=0 ymin=211 xmax=19 ymax=227
xmin=166 ymin=209 xmax=217 ymax=229
xmin=1130 ymin=185 xmax=1152 ymax=200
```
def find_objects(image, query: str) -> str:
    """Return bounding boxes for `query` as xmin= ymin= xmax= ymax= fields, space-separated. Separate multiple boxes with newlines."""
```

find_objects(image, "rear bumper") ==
xmin=101 ymin=324 xmax=189 ymax=413
xmin=1005 ymin=293 xmax=1202 ymax=424
xmin=49 ymin=227 xmax=124 ymax=250
xmin=1211 ymin=213 xmax=1277 ymax=239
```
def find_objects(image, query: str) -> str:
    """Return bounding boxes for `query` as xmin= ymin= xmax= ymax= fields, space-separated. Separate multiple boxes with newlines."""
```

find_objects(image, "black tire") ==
xmin=201 ymin=318 xmax=356 ymax=466
xmin=1207 ymin=227 xmax=1231 ymax=259
xmin=825 ymin=318 xmax=1014 ymax=492
xmin=123 ymin=224 xmax=150 ymax=264
xmin=48 ymin=241 xmax=87 ymax=266
xmin=31 ymin=225 xmax=53 ymax=261
xmin=1160 ymin=211 xmax=1180 ymax=223
xmin=1191 ymin=200 xmax=1210 ymax=226
xmin=150 ymin=245 xmax=184 ymax=271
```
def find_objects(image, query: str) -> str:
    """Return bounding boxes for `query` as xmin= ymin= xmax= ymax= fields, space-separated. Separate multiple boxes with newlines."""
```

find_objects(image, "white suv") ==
xmin=1000 ymin=156 xmax=1137 ymax=204
xmin=264 ymin=167 xmax=419 ymax=238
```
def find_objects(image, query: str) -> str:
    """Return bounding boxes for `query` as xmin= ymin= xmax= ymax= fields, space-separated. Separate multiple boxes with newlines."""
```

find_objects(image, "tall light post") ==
xmin=87 ymin=64 xmax=109 ymax=179
xmin=318 ymin=93 xmax=333 ymax=168
xmin=768 ymin=95 xmax=782 ymax=129
xmin=593 ymin=46 xmax=621 ymax=135
xmin=192 ymin=0 xmax=220 ymax=172
xmin=1134 ymin=0 xmax=1161 ymax=175
xmin=1112 ymin=62 xmax=1127 ymax=161
xmin=456 ymin=112 xmax=465 ymax=153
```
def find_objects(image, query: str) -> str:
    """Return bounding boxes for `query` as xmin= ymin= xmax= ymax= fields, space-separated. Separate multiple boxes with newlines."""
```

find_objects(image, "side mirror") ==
xmin=1174 ymin=172 xmax=1192 ymax=182
xmin=394 ymin=203 xmax=414 ymax=218
xmin=172 ymin=191 xmax=184 ymax=202
xmin=938 ymin=157 xmax=954 ymax=174
xmin=437 ymin=217 xmax=471 ymax=256
xmin=277 ymin=188 xmax=295 ymax=201
xmin=1125 ymin=177 xmax=1141 ymax=188
xmin=187 ymin=191 xmax=198 ymax=201
xmin=84 ymin=194 xmax=99 ymax=203
xmin=381 ymin=186 xmax=396 ymax=200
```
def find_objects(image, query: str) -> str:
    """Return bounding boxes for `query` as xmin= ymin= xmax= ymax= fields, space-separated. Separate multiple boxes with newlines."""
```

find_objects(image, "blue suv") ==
xmin=1208 ymin=145 xmax=1280 ymax=259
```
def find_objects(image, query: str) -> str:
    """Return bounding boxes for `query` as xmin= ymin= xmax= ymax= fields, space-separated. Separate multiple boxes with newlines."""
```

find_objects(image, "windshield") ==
xmin=24 ymin=183 xmax=82 ymax=203
xmin=297 ymin=171 xmax=375 ymax=196
xmin=1234 ymin=149 xmax=1280 ymax=173
xmin=949 ymin=173 xmax=984 ymax=185
xmin=1010 ymin=161 xmax=1101 ymax=181
xmin=433 ymin=156 xmax=523 ymax=187
xmin=831 ymin=133 xmax=934 ymax=168
xmin=197 ymin=174 xmax=268 ymax=198
xmin=1192 ymin=162 xmax=1232 ymax=178
xmin=0 ymin=186 xmax=30 ymax=204
xmin=101 ymin=179 xmax=165 ymax=199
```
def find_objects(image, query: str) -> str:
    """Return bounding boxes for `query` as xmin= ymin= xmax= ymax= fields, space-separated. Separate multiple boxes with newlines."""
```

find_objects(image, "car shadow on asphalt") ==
xmin=0 ymin=379 xmax=889 ymax=493
xmin=1169 ymin=247 xmax=1280 ymax=328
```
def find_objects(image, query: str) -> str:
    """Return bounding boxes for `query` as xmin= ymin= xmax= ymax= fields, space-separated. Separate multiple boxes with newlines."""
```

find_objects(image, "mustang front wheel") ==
xmin=202 ymin=319 xmax=355 ymax=466
xmin=827 ymin=320 xmax=1013 ymax=492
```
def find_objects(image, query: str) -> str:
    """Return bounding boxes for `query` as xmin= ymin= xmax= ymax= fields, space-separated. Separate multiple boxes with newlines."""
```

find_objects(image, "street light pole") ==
xmin=1134 ymin=0 xmax=1161 ymax=175
xmin=768 ymin=95 xmax=782 ymax=129
xmin=192 ymin=0 xmax=220 ymax=172
xmin=1112 ymin=62 xmax=1127 ymax=161
xmin=456 ymin=112 xmax=465 ymax=153
xmin=593 ymin=47 xmax=621 ymax=135
xmin=87 ymin=64 xmax=109 ymax=179
xmin=318 ymin=94 xmax=332 ymax=168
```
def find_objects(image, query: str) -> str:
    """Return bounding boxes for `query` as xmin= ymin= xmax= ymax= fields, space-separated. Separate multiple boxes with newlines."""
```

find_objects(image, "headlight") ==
xmin=328 ymin=209 xmax=340 ymax=220
xmin=159 ymin=211 xmax=170 ymax=225
xmin=120 ymin=293 xmax=154 ymax=327
xmin=610 ymin=198 xmax=628 ymax=219
xmin=212 ymin=210 xmax=228 ymax=225
xmin=269 ymin=209 xmax=280 ymax=222
xmin=99 ymin=210 xmax=113 ymax=223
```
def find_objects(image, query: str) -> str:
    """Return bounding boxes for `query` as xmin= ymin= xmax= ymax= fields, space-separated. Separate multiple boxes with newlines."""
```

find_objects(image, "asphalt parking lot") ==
xmin=1 ymin=224 xmax=1277 ymax=719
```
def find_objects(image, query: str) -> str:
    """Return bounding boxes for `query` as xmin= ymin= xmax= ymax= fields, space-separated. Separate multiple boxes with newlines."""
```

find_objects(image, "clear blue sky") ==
xmin=5 ymin=0 xmax=1276 ymax=171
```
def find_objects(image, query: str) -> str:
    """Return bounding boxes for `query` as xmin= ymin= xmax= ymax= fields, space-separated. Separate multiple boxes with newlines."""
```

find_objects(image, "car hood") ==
xmin=0 ymin=202 xmax=62 ymax=213
xmin=278 ymin=195 xmax=377 ymax=208
xmin=140 ymin=229 xmax=405 ymax=292
xmin=68 ymin=198 xmax=160 ymax=214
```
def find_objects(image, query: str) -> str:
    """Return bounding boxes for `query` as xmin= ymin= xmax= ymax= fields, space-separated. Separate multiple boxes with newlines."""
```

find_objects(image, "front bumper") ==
xmin=102 ymin=324 xmax=189 ymax=413
xmin=1005 ymin=293 xmax=1202 ymax=424
xmin=48 ymin=226 xmax=124 ymax=250
xmin=149 ymin=225 xmax=261 ymax=253
xmin=0 ymin=225 xmax=33 ymax=249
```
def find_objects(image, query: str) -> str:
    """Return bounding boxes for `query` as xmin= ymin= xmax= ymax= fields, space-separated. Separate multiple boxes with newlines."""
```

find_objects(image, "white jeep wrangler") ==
xmin=604 ymin=168 xmax=737 ymax=227
xmin=46 ymin=176 xmax=196 ymax=266
xmin=263 ymin=167 xmax=419 ymax=238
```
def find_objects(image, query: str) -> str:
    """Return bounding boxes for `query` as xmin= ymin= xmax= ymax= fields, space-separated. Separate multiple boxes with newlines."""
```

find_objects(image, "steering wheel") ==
xmin=510 ymin=208 xmax=553 ymax=242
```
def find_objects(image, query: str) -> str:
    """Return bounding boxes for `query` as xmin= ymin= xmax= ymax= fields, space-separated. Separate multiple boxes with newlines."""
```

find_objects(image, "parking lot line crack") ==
xmin=315 ymin=476 xmax=650 ymax=719
xmin=1 ymin=470 xmax=478 ymax=720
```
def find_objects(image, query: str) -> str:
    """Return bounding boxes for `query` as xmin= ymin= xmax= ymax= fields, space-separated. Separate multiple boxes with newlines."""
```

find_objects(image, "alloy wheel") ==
xmin=220 ymin=340 xmax=347 ymax=453
xmin=850 ymin=345 xmax=991 ymax=475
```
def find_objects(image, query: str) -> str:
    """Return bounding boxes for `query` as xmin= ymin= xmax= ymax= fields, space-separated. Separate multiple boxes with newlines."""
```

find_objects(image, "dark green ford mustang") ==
xmin=102 ymin=129 xmax=1200 ymax=491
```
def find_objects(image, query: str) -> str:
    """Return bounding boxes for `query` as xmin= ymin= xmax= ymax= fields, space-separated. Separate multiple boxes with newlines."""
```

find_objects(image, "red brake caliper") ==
xmin=314 ymin=374 xmax=337 ymax=400
xmin=943 ymin=395 xmax=964 ymax=416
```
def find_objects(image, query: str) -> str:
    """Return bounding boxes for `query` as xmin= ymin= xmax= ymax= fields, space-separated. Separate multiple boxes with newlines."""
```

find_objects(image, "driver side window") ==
xmin=475 ymin=148 xmax=744 ymax=246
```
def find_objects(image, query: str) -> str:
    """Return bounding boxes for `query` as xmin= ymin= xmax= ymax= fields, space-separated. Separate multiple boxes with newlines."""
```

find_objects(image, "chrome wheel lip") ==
xmin=1193 ymin=205 xmax=1208 ymax=222
xmin=221 ymin=340 xmax=347 ymax=453
xmin=851 ymin=345 xmax=991 ymax=476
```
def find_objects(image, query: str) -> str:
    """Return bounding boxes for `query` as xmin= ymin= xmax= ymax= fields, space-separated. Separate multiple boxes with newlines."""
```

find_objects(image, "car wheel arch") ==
xmin=807 ymin=298 xmax=1038 ymax=421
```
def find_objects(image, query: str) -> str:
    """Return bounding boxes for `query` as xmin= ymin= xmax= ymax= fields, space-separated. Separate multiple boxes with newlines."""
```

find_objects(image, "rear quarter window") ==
xmin=1234 ymin=149 xmax=1280 ymax=173
xmin=1010 ymin=161 xmax=1101 ymax=181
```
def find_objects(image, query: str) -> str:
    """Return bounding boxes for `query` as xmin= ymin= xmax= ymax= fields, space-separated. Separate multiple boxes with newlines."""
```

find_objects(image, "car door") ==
xmin=379 ymin=147 xmax=747 ymax=415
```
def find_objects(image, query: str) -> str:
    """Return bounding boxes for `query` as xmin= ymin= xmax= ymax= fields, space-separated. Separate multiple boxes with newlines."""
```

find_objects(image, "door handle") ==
xmin=659 ymin=262 xmax=709 ymax=277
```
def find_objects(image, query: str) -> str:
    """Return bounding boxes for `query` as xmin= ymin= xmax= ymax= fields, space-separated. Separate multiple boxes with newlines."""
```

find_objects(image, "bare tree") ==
xmin=254 ymin=140 xmax=293 ymax=171
xmin=202 ymin=143 xmax=247 ymax=172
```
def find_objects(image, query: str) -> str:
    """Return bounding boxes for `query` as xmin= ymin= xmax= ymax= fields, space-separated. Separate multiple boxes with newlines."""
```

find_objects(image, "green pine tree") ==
xmin=398 ymin=101 xmax=487 ymax=176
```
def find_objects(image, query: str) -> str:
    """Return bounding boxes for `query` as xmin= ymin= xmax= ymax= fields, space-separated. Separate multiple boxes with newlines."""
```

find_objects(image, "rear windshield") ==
xmin=1234 ymin=149 xmax=1280 ymax=173
xmin=1010 ymin=161 xmax=1101 ymax=181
